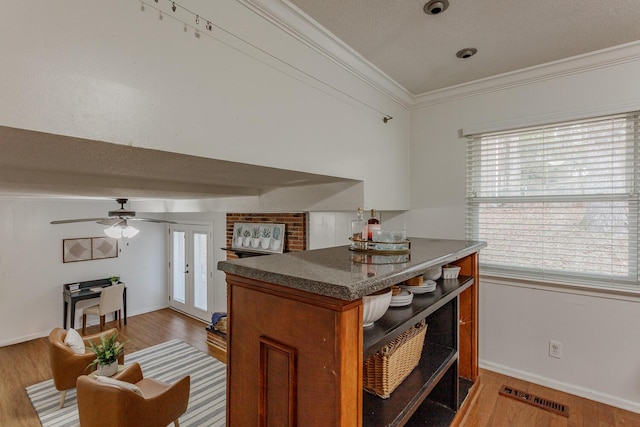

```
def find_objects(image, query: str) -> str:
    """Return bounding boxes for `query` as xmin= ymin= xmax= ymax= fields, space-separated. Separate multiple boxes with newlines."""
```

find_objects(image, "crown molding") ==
xmin=238 ymin=1 xmax=640 ymax=112
xmin=238 ymin=0 xmax=414 ymax=109
xmin=413 ymin=40 xmax=640 ymax=109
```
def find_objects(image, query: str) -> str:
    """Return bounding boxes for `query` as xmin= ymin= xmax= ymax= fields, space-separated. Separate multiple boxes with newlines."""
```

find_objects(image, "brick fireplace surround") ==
xmin=225 ymin=213 xmax=307 ymax=259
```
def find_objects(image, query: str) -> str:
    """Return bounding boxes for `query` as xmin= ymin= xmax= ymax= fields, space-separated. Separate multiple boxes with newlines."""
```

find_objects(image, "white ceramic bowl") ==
xmin=363 ymin=288 xmax=392 ymax=327
xmin=423 ymin=266 xmax=442 ymax=281
xmin=442 ymin=265 xmax=461 ymax=279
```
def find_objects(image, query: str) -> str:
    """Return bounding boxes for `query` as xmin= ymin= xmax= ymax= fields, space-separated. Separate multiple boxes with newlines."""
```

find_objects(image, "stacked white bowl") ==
xmin=363 ymin=288 xmax=392 ymax=327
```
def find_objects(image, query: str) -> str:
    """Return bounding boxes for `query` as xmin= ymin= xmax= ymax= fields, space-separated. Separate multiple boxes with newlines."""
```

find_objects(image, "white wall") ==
xmin=307 ymin=210 xmax=408 ymax=250
xmin=0 ymin=0 xmax=412 ymax=344
xmin=0 ymin=0 xmax=409 ymax=210
xmin=408 ymin=44 xmax=640 ymax=412
xmin=0 ymin=198 xmax=168 ymax=346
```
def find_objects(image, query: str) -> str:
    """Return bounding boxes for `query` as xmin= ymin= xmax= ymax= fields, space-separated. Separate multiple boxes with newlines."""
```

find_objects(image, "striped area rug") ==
xmin=26 ymin=339 xmax=226 ymax=427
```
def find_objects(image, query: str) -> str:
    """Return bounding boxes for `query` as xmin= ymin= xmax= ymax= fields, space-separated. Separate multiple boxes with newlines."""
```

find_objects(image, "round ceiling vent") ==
xmin=424 ymin=0 xmax=449 ymax=15
xmin=456 ymin=47 xmax=478 ymax=59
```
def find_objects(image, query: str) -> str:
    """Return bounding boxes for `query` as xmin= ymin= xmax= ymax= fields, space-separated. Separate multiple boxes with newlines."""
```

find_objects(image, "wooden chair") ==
xmin=82 ymin=284 xmax=125 ymax=334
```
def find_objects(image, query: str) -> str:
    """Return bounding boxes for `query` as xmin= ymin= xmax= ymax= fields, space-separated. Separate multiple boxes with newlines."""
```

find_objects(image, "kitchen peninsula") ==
xmin=218 ymin=238 xmax=485 ymax=426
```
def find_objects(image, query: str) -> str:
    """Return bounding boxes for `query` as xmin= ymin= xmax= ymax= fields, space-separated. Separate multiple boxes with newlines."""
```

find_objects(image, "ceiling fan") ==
xmin=50 ymin=198 xmax=176 ymax=238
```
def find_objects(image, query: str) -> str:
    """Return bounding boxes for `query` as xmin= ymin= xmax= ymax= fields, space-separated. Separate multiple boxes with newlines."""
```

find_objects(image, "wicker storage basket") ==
xmin=363 ymin=320 xmax=427 ymax=398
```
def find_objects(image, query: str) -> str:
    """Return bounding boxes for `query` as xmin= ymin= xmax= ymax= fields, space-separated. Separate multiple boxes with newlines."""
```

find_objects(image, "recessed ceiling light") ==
xmin=456 ymin=47 xmax=477 ymax=59
xmin=424 ymin=0 xmax=449 ymax=15
xmin=423 ymin=0 xmax=449 ymax=15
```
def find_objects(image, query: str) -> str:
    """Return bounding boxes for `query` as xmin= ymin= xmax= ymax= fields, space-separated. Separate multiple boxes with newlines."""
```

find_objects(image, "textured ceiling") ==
xmin=287 ymin=0 xmax=640 ymax=95
xmin=0 ymin=126 xmax=354 ymax=200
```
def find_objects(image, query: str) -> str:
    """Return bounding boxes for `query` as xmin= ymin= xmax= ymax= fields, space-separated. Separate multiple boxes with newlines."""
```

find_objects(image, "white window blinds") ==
xmin=466 ymin=112 xmax=640 ymax=289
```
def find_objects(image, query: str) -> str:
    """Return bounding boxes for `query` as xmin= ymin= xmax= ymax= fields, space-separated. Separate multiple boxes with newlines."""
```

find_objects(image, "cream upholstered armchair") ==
xmin=48 ymin=327 xmax=124 ymax=408
xmin=77 ymin=362 xmax=190 ymax=427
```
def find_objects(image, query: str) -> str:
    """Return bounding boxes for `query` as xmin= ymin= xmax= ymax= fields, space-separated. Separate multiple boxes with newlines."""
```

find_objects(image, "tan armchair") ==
xmin=48 ymin=327 xmax=124 ymax=408
xmin=77 ymin=362 xmax=190 ymax=427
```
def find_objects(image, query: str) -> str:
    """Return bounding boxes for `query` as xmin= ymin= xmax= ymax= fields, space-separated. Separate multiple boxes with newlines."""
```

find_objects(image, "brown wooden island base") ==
xmin=219 ymin=238 xmax=485 ymax=426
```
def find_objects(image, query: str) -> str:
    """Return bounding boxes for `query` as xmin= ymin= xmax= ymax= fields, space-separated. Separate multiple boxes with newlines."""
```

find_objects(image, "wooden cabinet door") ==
xmin=227 ymin=275 xmax=363 ymax=427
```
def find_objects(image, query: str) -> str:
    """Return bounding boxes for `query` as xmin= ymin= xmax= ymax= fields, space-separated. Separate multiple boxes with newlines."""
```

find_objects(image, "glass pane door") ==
xmin=172 ymin=230 xmax=186 ymax=304
xmin=169 ymin=225 xmax=212 ymax=321
xmin=193 ymin=231 xmax=208 ymax=312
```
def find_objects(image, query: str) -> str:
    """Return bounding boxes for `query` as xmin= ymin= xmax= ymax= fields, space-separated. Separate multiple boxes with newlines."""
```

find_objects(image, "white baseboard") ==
xmin=480 ymin=359 xmax=640 ymax=415
xmin=0 ymin=304 xmax=170 ymax=347
xmin=0 ymin=330 xmax=51 ymax=347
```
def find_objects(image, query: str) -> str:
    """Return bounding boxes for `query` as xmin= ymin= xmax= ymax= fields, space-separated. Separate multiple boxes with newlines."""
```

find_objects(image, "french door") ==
xmin=169 ymin=224 xmax=212 ymax=321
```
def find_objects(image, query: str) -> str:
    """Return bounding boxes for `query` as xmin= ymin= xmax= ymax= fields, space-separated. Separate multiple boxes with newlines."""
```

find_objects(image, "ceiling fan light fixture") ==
xmin=456 ymin=47 xmax=477 ymax=59
xmin=122 ymin=225 xmax=140 ymax=238
xmin=104 ymin=225 xmax=124 ymax=239
xmin=424 ymin=0 xmax=449 ymax=15
xmin=104 ymin=219 xmax=139 ymax=239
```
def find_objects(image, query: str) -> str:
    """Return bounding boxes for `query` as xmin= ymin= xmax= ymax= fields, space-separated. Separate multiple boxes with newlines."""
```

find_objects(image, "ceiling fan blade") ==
xmin=97 ymin=218 xmax=125 ymax=226
xmin=130 ymin=217 xmax=178 ymax=224
xmin=50 ymin=218 xmax=106 ymax=225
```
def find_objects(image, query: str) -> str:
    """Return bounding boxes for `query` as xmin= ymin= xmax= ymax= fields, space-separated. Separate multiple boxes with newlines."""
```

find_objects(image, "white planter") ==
xmin=242 ymin=236 xmax=251 ymax=247
xmin=95 ymin=361 xmax=118 ymax=377
xmin=260 ymin=237 xmax=271 ymax=249
xmin=270 ymin=239 xmax=281 ymax=251
xmin=235 ymin=236 xmax=243 ymax=247
xmin=251 ymin=238 xmax=260 ymax=248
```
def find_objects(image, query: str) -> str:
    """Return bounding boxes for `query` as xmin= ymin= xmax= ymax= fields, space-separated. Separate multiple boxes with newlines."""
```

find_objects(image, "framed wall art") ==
xmin=63 ymin=238 xmax=92 ymax=263
xmin=63 ymin=237 xmax=118 ymax=263
xmin=231 ymin=223 xmax=285 ymax=254
xmin=92 ymin=237 xmax=118 ymax=260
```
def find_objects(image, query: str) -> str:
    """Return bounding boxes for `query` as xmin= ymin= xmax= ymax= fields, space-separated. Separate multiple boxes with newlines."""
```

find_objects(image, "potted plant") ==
xmin=270 ymin=226 xmax=282 ymax=251
xmin=87 ymin=331 xmax=125 ymax=377
xmin=251 ymin=226 xmax=261 ymax=248
xmin=109 ymin=275 xmax=120 ymax=285
xmin=242 ymin=228 xmax=251 ymax=247
xmin=234 ymin=226 xmax=244 ymax=247
xmin=261 ymin=227 xmax=271 ymax=249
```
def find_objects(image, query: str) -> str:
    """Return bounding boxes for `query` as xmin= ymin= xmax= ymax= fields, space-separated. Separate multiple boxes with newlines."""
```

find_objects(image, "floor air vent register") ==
xmin=499 ymin=385 xmax=570 ymax=417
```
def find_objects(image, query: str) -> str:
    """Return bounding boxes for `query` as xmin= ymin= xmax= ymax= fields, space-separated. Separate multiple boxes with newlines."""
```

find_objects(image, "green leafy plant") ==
xmin=242 ymin=229 xmax=251 ymax=237
xmin=262 ymin=228 xmax=271 ymax=238
xmin=86 ymin=332 xmax=125 ymax=370
xmin=109 ymin=275 xmax=120 ymax=283
xmin=272 ymin=226 xmax=281 ymax=240
xmin=252 ymin=226 xmax=261 ymax=238
xmin=235 ymin=226 xmax=243 ymax=237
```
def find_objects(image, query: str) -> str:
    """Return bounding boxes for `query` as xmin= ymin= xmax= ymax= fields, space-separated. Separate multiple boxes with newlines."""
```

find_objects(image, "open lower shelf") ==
xmin=364 ymin=276 xmax=474 ymax=358
xmin=405 ymin=399 xmax=457 ymax=426
xmin=363 ymin=341 xmax=457 ymax=427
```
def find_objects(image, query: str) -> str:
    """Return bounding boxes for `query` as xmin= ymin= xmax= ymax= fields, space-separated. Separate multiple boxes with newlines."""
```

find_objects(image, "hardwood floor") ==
xmin=2 ymin=308 xmax=639 ymax=427
xmin=458 ymin=369 xmax=640 ymax=426
xmin=0 ymin=308 xmax=218 ymax=427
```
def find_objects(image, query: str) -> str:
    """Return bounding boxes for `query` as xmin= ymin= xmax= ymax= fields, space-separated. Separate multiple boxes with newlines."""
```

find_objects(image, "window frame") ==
xmin=466 ymin=112 xmax=640 ymax=290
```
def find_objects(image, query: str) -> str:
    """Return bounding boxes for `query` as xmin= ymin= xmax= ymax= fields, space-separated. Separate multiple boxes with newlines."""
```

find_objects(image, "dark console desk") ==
xmin=63 ymin=278 xmax=127 ymax=329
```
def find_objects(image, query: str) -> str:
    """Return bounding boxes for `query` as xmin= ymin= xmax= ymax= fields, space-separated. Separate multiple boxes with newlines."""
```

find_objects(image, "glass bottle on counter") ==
xmin=351 ymin=208 xmax=367 ymax=248
xmin=367 ymin=209 xmax=381 ymax=240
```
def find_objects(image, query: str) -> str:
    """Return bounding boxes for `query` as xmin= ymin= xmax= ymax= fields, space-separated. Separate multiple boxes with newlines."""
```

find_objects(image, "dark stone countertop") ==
xmin=217 ymin=238 xmax=486 ymax=301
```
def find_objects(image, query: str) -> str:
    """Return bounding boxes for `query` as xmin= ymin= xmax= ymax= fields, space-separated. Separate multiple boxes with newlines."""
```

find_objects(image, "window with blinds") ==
xmin=466 ymin=112 xmax=640 ymax=289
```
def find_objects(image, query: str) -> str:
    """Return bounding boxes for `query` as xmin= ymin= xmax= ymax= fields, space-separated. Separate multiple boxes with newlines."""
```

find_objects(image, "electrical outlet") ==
xmin=549 ymin=340 xmax=563 ymax=358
